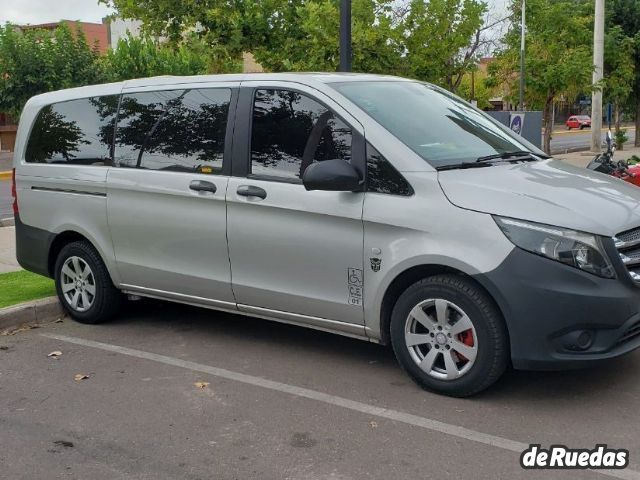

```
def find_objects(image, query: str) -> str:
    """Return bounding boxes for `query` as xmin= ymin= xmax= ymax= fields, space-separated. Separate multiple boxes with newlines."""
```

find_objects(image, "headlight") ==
xmin=494 ymin=216 xmax=615 ymax=279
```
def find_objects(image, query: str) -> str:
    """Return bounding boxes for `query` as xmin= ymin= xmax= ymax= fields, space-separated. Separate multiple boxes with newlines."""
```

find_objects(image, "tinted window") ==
xmin=25 ymin=96 xmax=119 ymax=165
xmin=114 ymin=88 xmax=230 ymax=173
xmin=251 ymin=89 xmax=352 ymax=181
xmin=367 ymin=144 xmax=412 ymax=196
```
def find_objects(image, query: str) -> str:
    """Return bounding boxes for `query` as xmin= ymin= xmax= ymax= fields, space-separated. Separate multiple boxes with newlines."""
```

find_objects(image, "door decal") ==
xmin=347 ymin=268 xmax=363 ymax=306
xmin=370 ymin=258 xmax=382 ymax=272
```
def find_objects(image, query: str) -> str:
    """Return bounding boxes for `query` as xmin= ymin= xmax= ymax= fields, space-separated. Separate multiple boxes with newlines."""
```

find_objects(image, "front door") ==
xmin=226 ymin=84 xmax=366 ymax=325
xmin=107 ymin=84 xmax=237 ymax=307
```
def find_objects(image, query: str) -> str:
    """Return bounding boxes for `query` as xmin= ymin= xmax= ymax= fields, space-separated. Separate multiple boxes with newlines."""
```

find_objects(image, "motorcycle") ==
xmin=587 ymin=130 xmax=640 ymax=186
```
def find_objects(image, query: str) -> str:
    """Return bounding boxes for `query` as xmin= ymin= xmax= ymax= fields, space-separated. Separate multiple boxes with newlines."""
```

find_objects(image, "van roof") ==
xmin=23 ymin=72 xmax=411 ymax=109
xmin=122 ymin=72 xmax=408 ymax=88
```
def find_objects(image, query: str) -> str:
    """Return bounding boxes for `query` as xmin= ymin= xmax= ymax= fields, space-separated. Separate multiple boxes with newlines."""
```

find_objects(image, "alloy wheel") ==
xmin=404 ymin=298 xmax=478 ymax=380
xmin=60 ymin=256 xmax=96 ymax=312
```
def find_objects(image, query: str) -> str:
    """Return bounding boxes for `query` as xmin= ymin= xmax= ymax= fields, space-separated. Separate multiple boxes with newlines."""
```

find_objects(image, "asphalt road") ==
xmin=1 ymin=300 xmax=639 ymax=480
xmin=551 ymin=128 xmax=637 ymax=154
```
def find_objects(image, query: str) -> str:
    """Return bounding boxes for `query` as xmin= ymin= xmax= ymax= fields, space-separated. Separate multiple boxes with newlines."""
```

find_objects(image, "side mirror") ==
xmin=302 ymin=159 xmax=363 ymax=192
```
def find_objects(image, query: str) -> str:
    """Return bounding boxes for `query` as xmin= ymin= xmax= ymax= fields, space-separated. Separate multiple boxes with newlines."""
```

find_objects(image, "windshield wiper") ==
xmin=476 ymin=150 xmax=548 ymax=163
xmin=435 ymin=162 xmax=492 ymax=171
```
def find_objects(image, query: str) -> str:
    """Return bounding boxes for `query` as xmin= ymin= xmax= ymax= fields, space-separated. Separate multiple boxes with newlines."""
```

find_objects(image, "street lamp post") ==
xmin=339 ymin=0 xmax=352 ymax=72
xmin=591 ymin=0 xmax=605 ymax=152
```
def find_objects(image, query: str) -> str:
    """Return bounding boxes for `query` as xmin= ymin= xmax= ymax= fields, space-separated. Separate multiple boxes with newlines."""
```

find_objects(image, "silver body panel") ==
xmin=107 ymin=169 xmax=235 ymax=303
xmin=13 ymin=73 xmax=640 ymax=345
xmin=438 ymin=159 xmax=640 ymax=236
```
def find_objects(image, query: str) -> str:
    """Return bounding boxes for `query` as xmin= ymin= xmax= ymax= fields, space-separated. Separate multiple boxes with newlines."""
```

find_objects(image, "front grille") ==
xmin=614 ymin=227 xmax=640 ymax=282
xmin=617 ymin=320 xmax=640 ymax=345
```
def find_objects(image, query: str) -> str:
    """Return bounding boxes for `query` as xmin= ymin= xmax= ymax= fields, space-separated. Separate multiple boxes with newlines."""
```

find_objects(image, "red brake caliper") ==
xmin=455 ymin=330 xmax=474 ymax=362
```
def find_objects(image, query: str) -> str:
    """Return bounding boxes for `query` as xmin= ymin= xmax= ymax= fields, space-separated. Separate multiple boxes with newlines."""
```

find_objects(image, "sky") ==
xmin=0 ymin=0 xmax=114 ymax=25
xmin=1 ymin=0 xmax=509 ymax=26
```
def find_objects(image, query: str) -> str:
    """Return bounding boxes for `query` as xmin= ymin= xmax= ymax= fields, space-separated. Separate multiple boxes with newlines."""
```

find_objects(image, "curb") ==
xmin=0 ymin=296 xmax=65 ymax=334
xmin=0 ymin=170 xmax=11 ymax=180
xmin=0 ymin=217 xmax=14 ymax=227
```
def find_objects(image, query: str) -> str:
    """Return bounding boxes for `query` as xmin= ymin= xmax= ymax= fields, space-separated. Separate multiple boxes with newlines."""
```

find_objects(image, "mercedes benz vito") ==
xmin=12 ymin=73 xmax=640 ymax=396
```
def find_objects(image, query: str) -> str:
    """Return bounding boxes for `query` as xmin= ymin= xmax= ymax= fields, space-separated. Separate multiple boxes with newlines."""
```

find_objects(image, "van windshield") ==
xmin=331 ymin=80 xmax=547 ymax=169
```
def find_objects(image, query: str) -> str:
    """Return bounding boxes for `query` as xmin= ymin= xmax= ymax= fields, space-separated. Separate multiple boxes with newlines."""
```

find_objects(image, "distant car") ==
xmin=566 ymin=115 xmax=591 ymax=130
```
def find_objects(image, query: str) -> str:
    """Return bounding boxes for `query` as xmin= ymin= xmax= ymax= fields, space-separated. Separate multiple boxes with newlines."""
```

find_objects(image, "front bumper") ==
xmin=475 ymin=247 xmax=640 ymax=370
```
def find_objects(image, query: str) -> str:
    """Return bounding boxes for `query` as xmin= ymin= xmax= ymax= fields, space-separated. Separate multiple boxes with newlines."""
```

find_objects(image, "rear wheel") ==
xmin=390 ymin=274 xmax=508 ymax=397
xmin=54 ymin=241 xmax=122 ymax=324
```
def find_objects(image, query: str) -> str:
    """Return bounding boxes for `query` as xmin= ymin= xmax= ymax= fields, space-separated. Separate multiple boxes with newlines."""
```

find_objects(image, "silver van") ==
xmin=12 ymin=73 xmax=640 ymax=396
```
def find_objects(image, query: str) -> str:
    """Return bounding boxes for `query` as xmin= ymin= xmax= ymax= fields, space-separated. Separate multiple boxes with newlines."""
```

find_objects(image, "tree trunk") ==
xmin=615 ymin=103 xmax=622 ymax=150
xmin=542 ymin=94 xmax=554 ymax=154
xmin=635 ymin=100 xmax=640 ymax=147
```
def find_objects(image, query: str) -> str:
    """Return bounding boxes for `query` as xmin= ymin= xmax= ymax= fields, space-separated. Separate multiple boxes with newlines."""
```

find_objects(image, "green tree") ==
xmin=401 ymin=0 xmax=487 ymax=91
xmin=488 ymin=0 xmax=593 ymax=153
xmin=457 ymin=70 xmax=496 ymax=109
xmin=607 ymin=0 xmax=640 ymax=146
xmin=100 ymin=0 xmax=489 ymax=88
xmin=102 ymin=34 xmax=210 ymax=81
xmin=0 ymin=23 xmax=105 ymax=118
xmin=603 ymin=25 xmax=635 ymax=139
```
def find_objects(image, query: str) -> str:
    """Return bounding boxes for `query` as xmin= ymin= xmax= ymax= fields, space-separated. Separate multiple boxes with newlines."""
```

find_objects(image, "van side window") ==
xmin=250 ymin=89 xmax=352 ymax=181
xmin=25 ymin=96 xmax=119 ymax=165
xmin=114 ymin=88 xmax=230 ymax=174
xmin=367 ymin=144 xmax=413 ymax=196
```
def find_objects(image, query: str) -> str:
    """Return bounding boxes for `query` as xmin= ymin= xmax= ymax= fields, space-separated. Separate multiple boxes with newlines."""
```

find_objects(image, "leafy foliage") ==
xmin=100 ymin=0 xmax=490 ymax=89
xmin=0 ymin=23 xmax=105 ymax=118
xmin=102 ymin=35 xmax=210 ymax=81
xmin=607 ymin=0 xmax=640 ymax=145
xmin=488 ymin=0 xmax=593 ymax=152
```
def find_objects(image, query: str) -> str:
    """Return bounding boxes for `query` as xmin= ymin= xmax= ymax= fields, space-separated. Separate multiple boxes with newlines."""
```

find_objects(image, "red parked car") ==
xmin=566 ymin=115 xmax=591 ymax=130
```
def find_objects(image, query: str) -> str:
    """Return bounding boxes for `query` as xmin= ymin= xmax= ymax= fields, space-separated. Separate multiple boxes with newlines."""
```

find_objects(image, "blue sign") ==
xmin=510 ymin=113 xmax=525 ymax=135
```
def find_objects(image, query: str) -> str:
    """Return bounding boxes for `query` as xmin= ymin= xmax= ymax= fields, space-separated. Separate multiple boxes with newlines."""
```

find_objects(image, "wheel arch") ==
xmin=47 ymin=229 xmax=119 ymax=285
xmin=377 ymin=264 xmax=511 ymax=351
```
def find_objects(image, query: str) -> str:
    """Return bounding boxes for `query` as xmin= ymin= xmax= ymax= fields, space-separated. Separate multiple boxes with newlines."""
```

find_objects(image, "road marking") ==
xmin=42 ymin=332 xmax=640 ymax=480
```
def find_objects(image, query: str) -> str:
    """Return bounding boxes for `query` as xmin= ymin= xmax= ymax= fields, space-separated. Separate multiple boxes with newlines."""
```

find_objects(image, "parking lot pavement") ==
xmin=1 ymin=300 xmax=639 ymax=480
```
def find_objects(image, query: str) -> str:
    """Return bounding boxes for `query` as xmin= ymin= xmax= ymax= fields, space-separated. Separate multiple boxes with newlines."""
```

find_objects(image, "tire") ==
xmin=567 ymin=126 xmax=571 ymax=130
xmin=580 ymin=125 xmax=585 ymax=130
xmin=54 ymin=241 xmax=122 ymax=324
xmin=390 ymin=274 xmax=508 ymax=397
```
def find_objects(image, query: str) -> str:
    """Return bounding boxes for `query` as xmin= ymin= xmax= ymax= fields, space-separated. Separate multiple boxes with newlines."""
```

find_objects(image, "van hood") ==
xmin=437 ymin=159 xmax=640 ymax=237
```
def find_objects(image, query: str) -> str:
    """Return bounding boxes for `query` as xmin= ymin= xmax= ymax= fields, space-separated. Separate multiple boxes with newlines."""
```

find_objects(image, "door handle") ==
xmin=189 ymin=180 xmax=217 ymax=194
xmin=237 ymin=185 xmax=267 ymax=199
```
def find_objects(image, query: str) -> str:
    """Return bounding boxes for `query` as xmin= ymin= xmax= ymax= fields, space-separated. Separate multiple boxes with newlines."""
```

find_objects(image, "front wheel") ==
xmin=54 ymin=241 xmax=122 ymax=324
xmin=390 ymin=275 xmax=509 ymax=397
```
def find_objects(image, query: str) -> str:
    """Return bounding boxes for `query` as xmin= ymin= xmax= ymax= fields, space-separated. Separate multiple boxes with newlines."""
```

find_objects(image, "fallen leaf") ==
xmin=194 ymin=381 xmax=210 ymax=389
xmin=53 ymin=440 xmax=74 ymax=448
xmin=74 ymin=374 xmax=89 ymax=381
xmin=54 ymin=319 xmax=64 ymax=324
xmin=48 ymin=351 xmax=62 ymax=358
xmin=369 ymin=421 xmax=378 ymax=429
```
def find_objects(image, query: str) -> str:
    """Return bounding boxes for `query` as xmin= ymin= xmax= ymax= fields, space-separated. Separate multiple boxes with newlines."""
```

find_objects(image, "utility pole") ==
xmin=339 ymin=0 xmax=352 ymax=72
xmin=519 ymin=0 xmax=525 ymax=111
xmin=591 ymin=0 xmax=605 ymax=152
